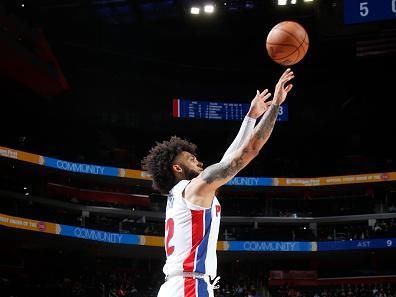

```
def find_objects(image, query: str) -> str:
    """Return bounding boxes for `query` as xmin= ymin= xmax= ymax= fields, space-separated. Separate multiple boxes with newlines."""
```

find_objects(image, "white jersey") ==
xmin=163 ymin=180 xmax=221 ymax=279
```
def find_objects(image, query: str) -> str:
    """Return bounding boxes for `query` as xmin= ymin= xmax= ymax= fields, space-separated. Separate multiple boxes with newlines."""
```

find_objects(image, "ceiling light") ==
xmin=190 ymin=7 xmax=200 ymax=14
xmin=204 ymin=4 xmax=215 ymax=13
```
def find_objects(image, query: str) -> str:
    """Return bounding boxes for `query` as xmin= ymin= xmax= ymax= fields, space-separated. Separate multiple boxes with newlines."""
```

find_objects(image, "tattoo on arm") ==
xmin=255 ymin=104 xmax=280 ymax=140
xmin=202 ymin=105 xmax=280 ymax=185
xmin=202 ymin=149 xmax=249 ymax=184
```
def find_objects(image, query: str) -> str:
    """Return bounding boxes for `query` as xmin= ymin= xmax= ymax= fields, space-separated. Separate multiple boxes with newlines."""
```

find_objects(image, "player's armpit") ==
xmin=185 ymin=148 xmax=257 ymax=207
xmin=201 ymin=154 xmax=248 ymax=185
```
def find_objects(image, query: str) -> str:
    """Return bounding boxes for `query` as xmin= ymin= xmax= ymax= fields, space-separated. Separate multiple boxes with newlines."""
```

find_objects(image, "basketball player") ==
xmin=142 ymin=68 xmax=294 ymax=297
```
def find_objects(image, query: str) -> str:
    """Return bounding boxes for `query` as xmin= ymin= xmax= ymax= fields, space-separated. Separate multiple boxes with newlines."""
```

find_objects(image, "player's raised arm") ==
xmin=220 ymin=89 xmax=272 ymax=162
xmin=186 ymin=68 xmax=294 ymax=207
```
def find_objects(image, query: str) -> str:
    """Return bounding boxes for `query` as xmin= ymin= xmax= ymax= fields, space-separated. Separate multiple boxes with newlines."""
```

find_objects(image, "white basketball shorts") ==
xmin=157 ymin=276 xmax=214 ymax=297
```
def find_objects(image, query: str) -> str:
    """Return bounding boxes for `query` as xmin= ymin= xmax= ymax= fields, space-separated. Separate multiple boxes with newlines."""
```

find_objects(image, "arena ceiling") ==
xmin=1 ymin=0 xmax=395 ymax=176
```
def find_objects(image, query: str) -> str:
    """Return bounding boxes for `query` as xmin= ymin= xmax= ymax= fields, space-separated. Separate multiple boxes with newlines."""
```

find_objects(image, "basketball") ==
xmin=266 ymin=21 xmax=309 ymax=66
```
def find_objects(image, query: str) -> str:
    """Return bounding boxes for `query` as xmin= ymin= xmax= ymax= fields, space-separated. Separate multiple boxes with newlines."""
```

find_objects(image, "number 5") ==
xmin=393 ymin=0 xmax=396 ymax=14
xmin=360 ymin=2 xmax=369 ymax=17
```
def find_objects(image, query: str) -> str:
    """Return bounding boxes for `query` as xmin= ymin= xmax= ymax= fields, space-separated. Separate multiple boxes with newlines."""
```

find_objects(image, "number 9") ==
xmin=386 ymin=240 xmax=392 ymax=247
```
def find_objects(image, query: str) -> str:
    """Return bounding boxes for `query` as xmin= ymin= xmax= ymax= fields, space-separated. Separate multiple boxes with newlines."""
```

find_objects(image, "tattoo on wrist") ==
xmin=255 ymin=104 xmax=279 ymax=139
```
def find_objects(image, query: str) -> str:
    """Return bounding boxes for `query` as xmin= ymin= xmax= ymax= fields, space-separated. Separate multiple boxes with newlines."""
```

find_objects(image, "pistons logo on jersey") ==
xmin=215 ymin=204 xmax=221 ymax=217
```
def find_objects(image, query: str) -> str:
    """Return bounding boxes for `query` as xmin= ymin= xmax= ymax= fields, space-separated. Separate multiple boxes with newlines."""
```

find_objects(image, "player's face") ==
xmin=174 ymin=151 xmax=203 ymax=180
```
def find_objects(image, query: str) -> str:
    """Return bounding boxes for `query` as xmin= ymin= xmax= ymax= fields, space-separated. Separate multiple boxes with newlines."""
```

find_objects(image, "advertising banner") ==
xmin=58 ymin=225 xmax=140 ymax=245
xmin=119 ymin=168 xmax=151 ymax=180
xmin=318 ymin=238 xmax=396 ymax=251
xmin=44 ymin=157 xmax=119 ymax=177
xmin=0 ymin=213 xmax=58 ymax=234
xmin=0 ymin=146 xmax=43 ymax=165
xmin=273 ymin=172 xmax=396 ymax=187
xmin=226 ymin=177 xmax=273 ymax=187
xmin=1 ymin=145 xmax=396 ymax=186
xmin=225 ymin=241 xmax=317 ymax=252
xmin=2 ymin=213 xmax=396 ymax=253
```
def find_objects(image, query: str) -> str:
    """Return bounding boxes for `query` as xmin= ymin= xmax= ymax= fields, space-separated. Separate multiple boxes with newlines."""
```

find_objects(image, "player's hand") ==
xmin=246 ymin=89 xmax=272 ymax=119
xmin=273 ymin=68 xmax=294 ymax=106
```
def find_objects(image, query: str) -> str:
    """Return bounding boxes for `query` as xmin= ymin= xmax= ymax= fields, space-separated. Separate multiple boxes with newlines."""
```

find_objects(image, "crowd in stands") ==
xmin=2 ymin=186 xmax=396 ymax=242
xmin=0 ymin=255 xmax=163 ymax=297
xmin=216 ymin=283 xmax=262 ymax=297
xmin=2 ymin=266 xmax=396 ymax=297
xmin=0 ymin=253 xmax=269 ymax=297
xmin=0 ymin=271 xmax=268 ymax=297
xmin=271 ymin=283 xmax=396 ymax=297
xmin=2 ymin=156 xmax=396 ymax=243
xmin=0 ymin=268 xmax=158 ymax=297
xmin=0 ymin=264 xmax=275 ymax=297
xmin=317 ymin=220 xmax=396 ymax=241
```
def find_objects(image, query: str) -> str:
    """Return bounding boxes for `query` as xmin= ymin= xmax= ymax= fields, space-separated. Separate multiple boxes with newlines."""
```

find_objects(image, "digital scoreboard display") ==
xmin=344 ymin=0 xmax=396 ymax=24
xmin=173 ymin=98 xmax=288 ymax=122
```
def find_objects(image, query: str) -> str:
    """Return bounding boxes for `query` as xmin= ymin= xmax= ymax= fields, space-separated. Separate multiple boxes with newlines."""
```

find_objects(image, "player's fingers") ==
xmin=281 ymin=68 xmax=292 ymax=78
xmin=260 ymin=89 xmax=269 ymax=97
xmin=282 ymin=74 xmax=295 ymax=84
xmin=285 ymin=84 xmax=293 ymax=93
xmin=285 ymin=71 xmax=294 ymax=80
xmin=265 ymin=100 xmax=273 ymax=106
xmin=286 ymin=74 xmax=295 ymax=82
xmin=263 ymin=92 xmax=272 ymax=101
xmin=278 ymin=71 xmax=294 ymax=86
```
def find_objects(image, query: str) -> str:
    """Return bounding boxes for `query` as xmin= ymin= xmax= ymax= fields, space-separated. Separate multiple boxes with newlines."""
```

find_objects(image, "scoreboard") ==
xmin=173 ymin=98 xmax=288 ymax=122
xmin=344 ymin=0 xmax=396 ymax=24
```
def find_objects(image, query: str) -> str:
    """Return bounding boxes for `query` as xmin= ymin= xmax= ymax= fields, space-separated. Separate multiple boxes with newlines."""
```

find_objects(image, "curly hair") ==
xmin=141 ymin=136 xmax=197 ymax=194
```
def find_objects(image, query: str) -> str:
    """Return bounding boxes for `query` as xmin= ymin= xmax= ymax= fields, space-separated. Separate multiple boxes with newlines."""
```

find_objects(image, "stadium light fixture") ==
xmin=291 ymin=0 xmax=297 ymax=4
xmin=204 ymin=4 xmax=215 ymax=13
xmin=304 ymin=0 xmax=314 ymax=2
xmin=277 ymin=0 xmax=287 ymax=5
xmin=190 ymin=7 xmax=200 ymax=14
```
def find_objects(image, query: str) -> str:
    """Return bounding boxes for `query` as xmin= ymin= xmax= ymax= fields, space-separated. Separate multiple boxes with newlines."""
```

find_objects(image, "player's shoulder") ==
xmin=170 ymin=179 xmax=191 ymax=195
xmin=167 ymin=180 xmax=192 ymax=211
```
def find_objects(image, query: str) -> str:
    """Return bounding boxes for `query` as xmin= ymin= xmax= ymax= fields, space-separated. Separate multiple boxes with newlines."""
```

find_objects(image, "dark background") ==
xmin=1 ymin=0 xmax=395 ymax=177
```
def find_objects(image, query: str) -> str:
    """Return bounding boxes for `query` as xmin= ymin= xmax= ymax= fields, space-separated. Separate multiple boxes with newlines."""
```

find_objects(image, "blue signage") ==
xmin=173 ymin=98 xmax=288 ymax=122
xmin=44 ymin=157 xmax=119 ymax=177
xmin=55 ymin=225 xmax=396 ymax=252
xmin=226 ymin=177 xmax=273 ymax=187
xmin=227 ymin=241 xmax=315 ymax=252
xmin=318 ymin=238 xmax=396 ymax=251
xmin=59 ymin=225 xmax=140 ymax=245
xmin=344 ymin=0 xmax=396 ymax=24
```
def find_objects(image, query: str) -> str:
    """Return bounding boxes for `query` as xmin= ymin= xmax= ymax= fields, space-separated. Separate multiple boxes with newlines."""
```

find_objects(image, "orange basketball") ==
xmin=266 ymin=21 xmax=309 ymax=66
